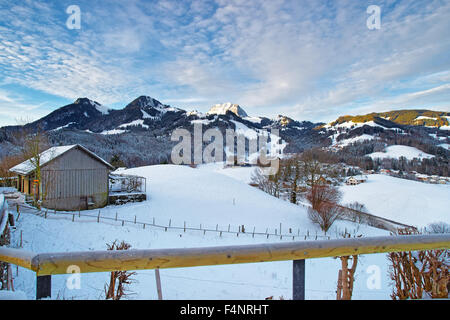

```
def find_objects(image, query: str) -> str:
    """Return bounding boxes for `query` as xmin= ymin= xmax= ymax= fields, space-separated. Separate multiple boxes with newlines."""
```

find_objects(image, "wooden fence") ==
xmin=0 ymin=233 xmax=449 ymax=299
xmin=14 ymin=203 xmax=338 ymax=241
xmin=0 ymin=195 xmax=8 ymax=235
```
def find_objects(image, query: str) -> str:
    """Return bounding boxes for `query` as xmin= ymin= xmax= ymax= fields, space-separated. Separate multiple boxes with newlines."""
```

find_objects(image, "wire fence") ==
xmin=11 ymin=203 xmax=353 ymax=242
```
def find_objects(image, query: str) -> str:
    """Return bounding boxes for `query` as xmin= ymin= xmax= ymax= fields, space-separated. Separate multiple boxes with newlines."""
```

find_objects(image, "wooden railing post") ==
xmin=293 ymin=259 xmax=305 ymax=300
xmin=155 ymin=268 xmax=163 ymax=300
xmin=36 ymin=275 xmax=51 ymax=300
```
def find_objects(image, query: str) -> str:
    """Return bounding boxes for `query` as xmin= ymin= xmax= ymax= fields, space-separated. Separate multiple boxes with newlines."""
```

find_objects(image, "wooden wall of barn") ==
xmin=41 ymin=147 xmax=109 ymax=211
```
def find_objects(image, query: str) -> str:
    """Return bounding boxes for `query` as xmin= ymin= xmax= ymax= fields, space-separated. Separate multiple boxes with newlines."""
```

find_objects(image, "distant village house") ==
xmin=345 ymin=176 xmax=367 ymax=186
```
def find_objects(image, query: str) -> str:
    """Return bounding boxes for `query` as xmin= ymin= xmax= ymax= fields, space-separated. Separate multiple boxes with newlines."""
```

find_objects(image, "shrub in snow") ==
xmin=427 ymin=222 xmax=450 ymax=234
xmin=388 ymin=229 xmax=449 ymax=299
xmin=104 ymin=240 xmax=137 ymax=300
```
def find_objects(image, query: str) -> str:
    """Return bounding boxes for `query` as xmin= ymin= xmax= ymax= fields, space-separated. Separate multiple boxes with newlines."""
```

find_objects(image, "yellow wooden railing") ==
xmin=0 ymin=234 xmax=449 ymax=299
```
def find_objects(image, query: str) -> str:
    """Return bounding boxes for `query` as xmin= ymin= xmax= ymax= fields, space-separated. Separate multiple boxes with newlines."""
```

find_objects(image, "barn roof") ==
xmin=9 ymin=144 xmax=114 ymax=175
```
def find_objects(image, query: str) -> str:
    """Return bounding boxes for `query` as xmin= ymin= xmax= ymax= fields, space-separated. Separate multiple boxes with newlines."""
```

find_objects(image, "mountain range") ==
xmin=0 ymin=96 xmax=448 ymax=167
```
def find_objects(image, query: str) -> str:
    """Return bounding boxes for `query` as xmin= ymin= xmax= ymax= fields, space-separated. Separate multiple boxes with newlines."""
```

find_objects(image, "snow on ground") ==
xmin=8 ymin=164 xmax=398 ymax=300
xmin=100 ymin=129 xmax=128 ymax=135
xmin=118 ymin=119 xmax=149 ymax=129
xmin=341 ymin=174 xmax=450 ymax=228
xmin=324 ymin=120 xmax=384 ymax=130
xmin=0 ymin=290 xmax=27 ymax=300
xmin=199 ymin=163 xmax=257 ymax=184
xmin=438 ymin=143 xmax=450 ymax=150
xmin=415 ymin=116 xmax=437 ymax=121
xmin=333 ymin=134 xmax=375 ymax=147
xmin=367 ymin=145 xmax=434 ymax=160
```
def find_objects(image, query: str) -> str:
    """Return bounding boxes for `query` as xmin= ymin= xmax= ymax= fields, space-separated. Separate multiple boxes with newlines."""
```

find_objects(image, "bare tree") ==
xmin=346 ymin=201 xmax=368 ymax=225
xmin=11 ymin=124 xmax=51 ymax=208
xmin=306 ymin=184 xmax=343 ymax=232
xmin=251 ymin=168 xmax=282 ymax=198
xmin=427 ymin=222 xmax=449 ymax=234
xmin=0 ymin=155 xmax=22 ymax=187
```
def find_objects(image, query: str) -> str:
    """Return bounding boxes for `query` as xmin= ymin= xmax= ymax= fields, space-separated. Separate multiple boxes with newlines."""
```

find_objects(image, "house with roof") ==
xmin=346 ymin=176 xmax=360 ymax=185
xmin=345 ymin=175 xmax=367 ymax=186
xmin=9 ymin=144 xmax=114 ymax=211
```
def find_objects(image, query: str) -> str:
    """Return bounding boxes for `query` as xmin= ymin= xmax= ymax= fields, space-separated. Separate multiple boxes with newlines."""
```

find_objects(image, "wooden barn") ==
xmin=9 ymin=144 xmax=114 ymax=211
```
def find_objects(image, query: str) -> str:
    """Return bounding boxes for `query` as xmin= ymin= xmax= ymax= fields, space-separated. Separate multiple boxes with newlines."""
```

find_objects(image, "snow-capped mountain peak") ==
xmin=73 ymin=98 xmax=111 ymax=115
xmin=207 ymin=103 xmax=248 ymax=118
xmin=127 ymin=96 xmax=182 ymax=115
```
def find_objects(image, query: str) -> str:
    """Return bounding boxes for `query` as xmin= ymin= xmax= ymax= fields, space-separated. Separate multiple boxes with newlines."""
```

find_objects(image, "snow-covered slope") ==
xmin=341 ymin=174 xmax=449 ymax=228
xmin=367 ymin=145 xmax=435 ymax=160
xmin=332 ymin=134 xmax=376 ymax=148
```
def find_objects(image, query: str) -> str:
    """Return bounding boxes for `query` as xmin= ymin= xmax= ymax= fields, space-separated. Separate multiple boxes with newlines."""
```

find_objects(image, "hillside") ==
xmin=324 ymin=109 xmax=450 ymax=129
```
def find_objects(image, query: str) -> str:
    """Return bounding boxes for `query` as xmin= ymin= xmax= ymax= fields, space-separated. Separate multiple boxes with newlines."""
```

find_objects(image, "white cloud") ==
xmin=0 ymin=0 xmax=449 ymax=123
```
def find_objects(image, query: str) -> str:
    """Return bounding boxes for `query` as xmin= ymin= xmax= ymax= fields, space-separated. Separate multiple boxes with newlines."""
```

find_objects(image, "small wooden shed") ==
xmin=9 ymin=144 xmax=114 ymax=211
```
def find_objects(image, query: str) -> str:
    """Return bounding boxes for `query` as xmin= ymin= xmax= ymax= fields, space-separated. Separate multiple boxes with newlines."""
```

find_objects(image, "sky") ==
xmin=0 ymin=0 xmax=450 ymax=127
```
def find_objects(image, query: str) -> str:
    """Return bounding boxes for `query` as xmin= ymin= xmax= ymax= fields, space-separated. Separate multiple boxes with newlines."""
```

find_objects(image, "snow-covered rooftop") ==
xmin=9 ymin=144 xmax=113 ymax=175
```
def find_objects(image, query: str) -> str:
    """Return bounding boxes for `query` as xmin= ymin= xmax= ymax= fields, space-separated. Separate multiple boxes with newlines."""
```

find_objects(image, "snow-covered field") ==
xmin=7 ymin=165 xmax=447 ymax=300
xmin=367 ymin=145 xmax=434 ymax=160
xmin=341 ymin=174 xmax=449 ymax=228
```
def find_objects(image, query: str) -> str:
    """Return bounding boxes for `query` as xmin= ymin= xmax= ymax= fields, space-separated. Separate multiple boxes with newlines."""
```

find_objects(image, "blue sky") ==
xmin=0 ymin=0 xmax=450 ymax=127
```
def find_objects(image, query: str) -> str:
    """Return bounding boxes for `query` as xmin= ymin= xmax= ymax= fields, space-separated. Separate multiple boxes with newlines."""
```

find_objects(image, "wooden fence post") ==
xmin=293 ymin=259 xmax=305 ymax=300
xmin=155 ymin=269 xmax=163 ymax=300
xmin=36 ymin=275 xmax=51 ymax=300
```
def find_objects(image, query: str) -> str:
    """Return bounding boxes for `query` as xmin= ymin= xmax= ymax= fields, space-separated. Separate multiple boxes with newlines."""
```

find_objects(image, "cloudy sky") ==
xmin=0 ymin=0 xmax=450 ymax=126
